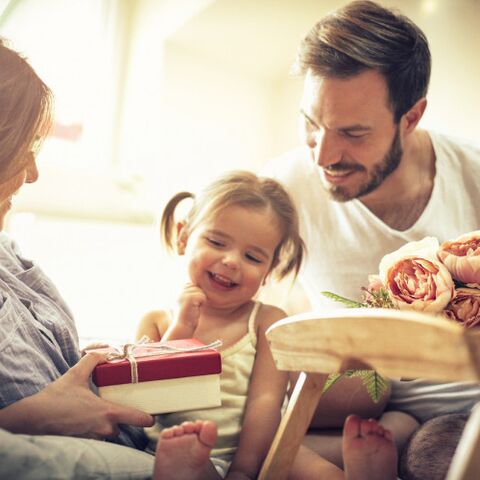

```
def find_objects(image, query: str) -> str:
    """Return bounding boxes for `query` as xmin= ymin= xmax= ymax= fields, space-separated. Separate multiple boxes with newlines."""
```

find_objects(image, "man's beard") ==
xmin=323 ymin=127 xmax=403 ymax=202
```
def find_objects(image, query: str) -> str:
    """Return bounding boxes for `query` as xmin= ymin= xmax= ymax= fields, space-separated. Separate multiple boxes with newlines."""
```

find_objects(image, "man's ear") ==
xmin=401 ymin=97 xmax=427 ymax=134
xmin=176 ymin=221 xmax=188 ymax=255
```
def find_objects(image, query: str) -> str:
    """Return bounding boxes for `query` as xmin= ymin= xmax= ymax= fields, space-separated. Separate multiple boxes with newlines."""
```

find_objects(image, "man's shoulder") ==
xmin=430 ymin=130 xmax=480 ymax=164
xmin=261 ymin=145 xmax=312 ymax=183
xmin=261 ymin=146 xmax=325 ymax=204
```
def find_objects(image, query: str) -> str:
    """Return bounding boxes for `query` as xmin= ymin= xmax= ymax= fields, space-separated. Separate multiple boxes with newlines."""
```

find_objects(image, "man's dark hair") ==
xmin=399 ymin=413 xmax=468 ymax=480
xmin=294 ymin=0 xmax=431 ymax=122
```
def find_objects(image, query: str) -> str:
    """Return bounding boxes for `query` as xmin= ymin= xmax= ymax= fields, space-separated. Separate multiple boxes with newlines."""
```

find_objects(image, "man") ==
xmin=267 ymin=0 xmax=479 ymax=310
xmin=264 ymin=0 xmax=480 ymax=471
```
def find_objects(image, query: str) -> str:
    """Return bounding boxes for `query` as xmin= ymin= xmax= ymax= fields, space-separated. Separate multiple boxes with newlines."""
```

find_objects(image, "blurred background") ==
xmin=1 ymin=0 xmax=479 ymax=342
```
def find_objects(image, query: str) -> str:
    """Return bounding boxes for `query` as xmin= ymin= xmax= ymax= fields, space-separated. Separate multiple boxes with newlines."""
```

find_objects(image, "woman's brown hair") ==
xmin=0 ymin=38 xmax=53 ymax=181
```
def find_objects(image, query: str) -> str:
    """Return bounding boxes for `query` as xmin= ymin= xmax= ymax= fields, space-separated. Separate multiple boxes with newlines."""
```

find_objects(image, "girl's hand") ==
xmin=177 ymin=283 xmax=207 ymax=331
xmin=158 ymin=284 xmax=207 ymax=342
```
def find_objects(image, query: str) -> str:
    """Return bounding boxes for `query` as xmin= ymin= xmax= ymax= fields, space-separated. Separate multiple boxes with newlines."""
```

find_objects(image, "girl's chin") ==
xmin=201 ymin=295 xmax=242 ymax=311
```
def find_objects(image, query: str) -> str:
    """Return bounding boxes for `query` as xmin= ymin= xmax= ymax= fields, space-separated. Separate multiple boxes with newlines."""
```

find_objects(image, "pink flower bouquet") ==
xmin=379 ymin=237 xmax=456 ymax=314
xmin=323 ymin=230 xmax=480 ymax=403
xmin=323 ymin=230 xmax=480 ymax=329
xmin=437 ymin=231 xmax=480 ymax=288
xmin=444 ymin=288 xmax=480 ymax=328
xmin=321 ymin=231 xmax=480 ymax=402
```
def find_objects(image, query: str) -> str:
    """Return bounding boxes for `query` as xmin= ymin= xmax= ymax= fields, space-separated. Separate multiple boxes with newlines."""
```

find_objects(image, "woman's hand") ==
xmin=0 ymin=352 xmax=154 ymax=438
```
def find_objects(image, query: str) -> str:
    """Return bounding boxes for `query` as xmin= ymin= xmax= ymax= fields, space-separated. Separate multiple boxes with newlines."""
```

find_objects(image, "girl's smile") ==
xmin=179 ymin=204 xmax=282 ymax=311
xmin=207 ymin=271 xmax=239 ymax=290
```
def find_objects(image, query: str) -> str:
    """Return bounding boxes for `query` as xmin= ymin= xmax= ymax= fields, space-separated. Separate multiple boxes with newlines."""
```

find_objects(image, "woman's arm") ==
xmin=0 ymin=353 xmax=154 ymax=436
xmin=226 ymin=305 xmax=289 ymax=479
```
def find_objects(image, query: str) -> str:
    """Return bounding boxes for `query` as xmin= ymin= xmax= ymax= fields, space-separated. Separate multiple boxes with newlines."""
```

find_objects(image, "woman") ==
xmin=0 ymin=38 xmax=156 ymax=479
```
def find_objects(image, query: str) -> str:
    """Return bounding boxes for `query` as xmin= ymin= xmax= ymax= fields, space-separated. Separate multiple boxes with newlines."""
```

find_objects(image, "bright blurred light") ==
xmin=422 ymin=0 xmax=438 ymax=14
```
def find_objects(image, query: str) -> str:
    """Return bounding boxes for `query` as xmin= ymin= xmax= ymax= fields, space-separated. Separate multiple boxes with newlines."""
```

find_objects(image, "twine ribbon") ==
xmin=105 ymin=336 xmax=222 ymax=384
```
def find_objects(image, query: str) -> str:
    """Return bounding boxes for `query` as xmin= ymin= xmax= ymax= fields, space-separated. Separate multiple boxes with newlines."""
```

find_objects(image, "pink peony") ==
xmin=437 ymin=231 xmax=480 ymax=288
xmin=379 ymin=237 xmax=455 ymax=313
xmin=444 ymin=288 xmax=480 ymax=328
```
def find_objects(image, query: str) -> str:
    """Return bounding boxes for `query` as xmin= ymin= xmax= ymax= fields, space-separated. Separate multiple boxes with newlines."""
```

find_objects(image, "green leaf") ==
xmin=344 ymin=369 xmax=368 ymax=378
xmin=328 ymin=370 xmax=389 ymax=404
xmin=321 ymin=291 xmax=367 ymax=308
xmin=359 ymin=371 xmax=389 ymax=404
xmin=322 ymin=373 xmax=343 ymax=394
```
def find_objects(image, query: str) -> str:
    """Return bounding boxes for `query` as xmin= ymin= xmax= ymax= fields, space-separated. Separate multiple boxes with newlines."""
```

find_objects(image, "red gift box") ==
xmin=90 ymin=338 xmax=222 ymax=414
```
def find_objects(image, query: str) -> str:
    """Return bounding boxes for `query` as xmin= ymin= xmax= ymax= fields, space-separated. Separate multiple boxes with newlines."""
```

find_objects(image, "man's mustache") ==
xmin=323 ymin=162 xmax=365 ymax=173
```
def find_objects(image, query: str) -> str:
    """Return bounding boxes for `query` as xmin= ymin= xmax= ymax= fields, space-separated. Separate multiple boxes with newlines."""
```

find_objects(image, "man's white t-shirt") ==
xmin=265 ymin=131 xmax=480 ymax=421
xmin=265 ymin=131 xmax=480 ymax=310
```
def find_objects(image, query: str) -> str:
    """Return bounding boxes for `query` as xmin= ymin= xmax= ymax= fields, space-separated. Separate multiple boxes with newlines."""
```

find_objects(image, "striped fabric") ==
xmin=0 ymin=232 xmax=147 ymax=449
xmin=0 ymin=232 xmax=80 ymax=407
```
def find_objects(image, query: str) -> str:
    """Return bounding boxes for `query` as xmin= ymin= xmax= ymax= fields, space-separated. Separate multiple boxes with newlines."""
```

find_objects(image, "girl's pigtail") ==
xmin=279 ymin=233 xmax=306 ymax=280
xmin=160 ymin=192 xmax=194 ymax=251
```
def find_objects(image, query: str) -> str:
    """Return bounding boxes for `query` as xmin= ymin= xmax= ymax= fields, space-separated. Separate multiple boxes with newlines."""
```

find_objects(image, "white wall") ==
xmin=158 ymin=42 xmax=273 ymax=189
xmin=415 ymin=0 xmax=480 ymax=140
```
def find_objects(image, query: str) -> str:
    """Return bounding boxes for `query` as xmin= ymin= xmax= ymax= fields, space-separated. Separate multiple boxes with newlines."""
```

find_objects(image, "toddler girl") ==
xmin=138 ymin=170 xmax=393 ymax=480
xmin=137 ymin=170 xmax=304 ymax=479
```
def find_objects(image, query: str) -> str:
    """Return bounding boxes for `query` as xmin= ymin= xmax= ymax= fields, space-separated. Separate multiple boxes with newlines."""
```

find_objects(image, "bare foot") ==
xmin=153 ymin=420 xmax=218 ymax=480
xmin=343 ymin=414 xmax=397 ymax=480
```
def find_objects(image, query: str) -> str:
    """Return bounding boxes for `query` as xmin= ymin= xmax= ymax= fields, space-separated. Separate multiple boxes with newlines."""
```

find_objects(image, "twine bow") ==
xmin=105 ymin=336 xmax=222 ymax=384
